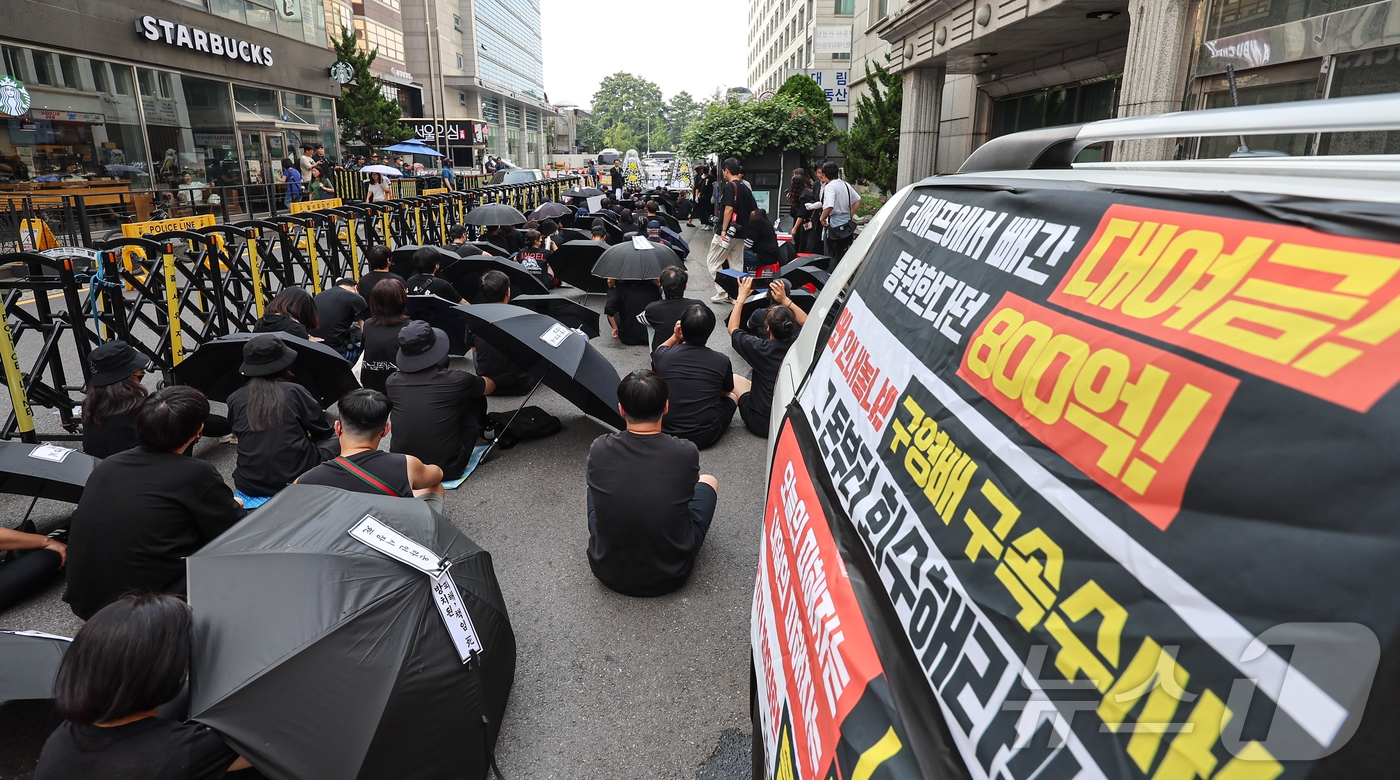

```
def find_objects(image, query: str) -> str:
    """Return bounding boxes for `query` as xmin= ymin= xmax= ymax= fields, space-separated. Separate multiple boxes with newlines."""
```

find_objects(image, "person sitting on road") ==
xmin=385 ymin=322 xmax=495 ymax=483
xmin=586 ymin=370 xmax=718 ymax=597
xmin=473 ymin=271 xmax=534 ymax=395
xmin=0 ymin=525 xmax=66 ymax=613
xmin=406 ymin=246 xmax=468 ymax=305
xmin=537 ymin=218 xmax=561 ymax=253
xmin=81 ymin=340 xmax=150 ymax=459
xmin=447 ymin=225 xmax=475 ymax=258
xmin=652 ymin=305 xmax=735 ymax=450
xmin=255 ymin=287 xmax=320 ymax=341
xmin=64 ymin=387 xmax=245 ymax=620
xmin=311 ymin=277 xmax=367 ymax=362
xmin=360 ymin=278 xmax=410 ymax=393
xmin=513 ymin=229 xmax=555 ymax=289
xmin=357 ymin=245 xmax=403 ymax=304
xmin=297 ymin=388 xmax=445 ymax=513
xmin=643 ymin=266 xmax=704 ymax=351
xmin=590 ymin=224 xmax=608 ymax=242
xmin=227 ymin=335 xmax=338 ymax=507
xmin=727 ymin=277 xmax=804 ymax=437
xmin=36 ymin=594 xmax=252 ymax=778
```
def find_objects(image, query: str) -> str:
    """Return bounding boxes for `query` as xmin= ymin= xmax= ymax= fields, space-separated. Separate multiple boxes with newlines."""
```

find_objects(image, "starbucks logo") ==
xmin=0 ymin=76 xmax=30 ymax=118
xmin=329 ymin=61 xmax=354 ymax=85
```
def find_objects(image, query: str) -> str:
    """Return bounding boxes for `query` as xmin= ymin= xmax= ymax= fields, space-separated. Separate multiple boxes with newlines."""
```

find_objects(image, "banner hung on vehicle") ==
xmin=770 ymin=183 xmax=1400 ymax=780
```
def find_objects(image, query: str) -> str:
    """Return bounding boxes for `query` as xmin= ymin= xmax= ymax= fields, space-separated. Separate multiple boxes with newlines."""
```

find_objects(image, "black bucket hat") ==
xmin=396 ymin=321 xmax=449 ymax=372
xmin=240 ymin=334 xmax=297 ymax=377
xmin=89 ymin=340 xmax=150 ymax=387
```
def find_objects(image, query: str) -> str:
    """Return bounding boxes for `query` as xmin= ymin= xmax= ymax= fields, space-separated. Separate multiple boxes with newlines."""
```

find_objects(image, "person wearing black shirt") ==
xmin=643 ymin=266 xmax=704 ymax=351
xmin=81 ymin=340 xmax=150 ymax=458
xmin=64 ymin=387 xmax=244 ymax=620
xmin=605 ymin=278 xmax=661 ymax=345
xmin=226 ymin=335 xmax=337 ymax=502
xmin=357 ymin=245 xmax=405 ymax=303
xmin=360 ymin=277 xmax=410 ymax=393
xmin=745 ymin=209 xmax=781 ymax=274
xmin=473 ymin=271 xmax=534 ymax=395
xmin=727 ymin=276 xmax=803 ymax=437
xmin=447 ymin=225 xmax=476 ymax=258
xmin=385 ymin=321 xmax=495 ymax=481
xmin=406 ymin=245 xmax=467 ymax=303
xmin=513 ymin=229 xmax=554 ymax=289
xmin=253 ymin=287 xmax=319 ymax=341
xmin=311 ymin=278 xmax=367 ymax=360
xmin=297 ymin=389 xmax=445 ymax=512
xmin=586 ymin=370 xmax=718 ymax=597
xmin=36 ymin=594 xmax=250 ymax=779
xmin=652 ymin=305 xmax=735 ymax=449
xmin=610 ymin=162 xmax=623 ymax=197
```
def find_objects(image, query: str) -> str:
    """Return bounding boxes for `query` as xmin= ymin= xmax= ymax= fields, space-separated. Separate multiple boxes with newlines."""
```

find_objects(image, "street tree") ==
xmin=331 ymin=27 xmax=412 ymax=150
xmin=591 ymin=73 xmax=670 ymax=151
xmin=576 ymin=117 xmax=606 ymax=153
xmin=838 ymin=59 xmax=902 ymax=193
xmin=664 ymin=91 xmax=702 ymax=144
xmin=680 ymin=94 xmax=832 ymax=159
xmin=776 ymin=75 xmax=833 ymax=125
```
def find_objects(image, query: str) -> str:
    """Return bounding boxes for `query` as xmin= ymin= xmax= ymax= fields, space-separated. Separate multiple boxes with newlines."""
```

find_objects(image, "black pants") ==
xmin=825 ymin=235 xmax=854 ymax=262
xmin=0 ymin=549 xmax=62 ymax=612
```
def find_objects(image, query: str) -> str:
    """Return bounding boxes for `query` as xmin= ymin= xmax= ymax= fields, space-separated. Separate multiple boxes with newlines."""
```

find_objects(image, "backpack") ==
xmin=484 ymin=406 xmax=562 ymax=450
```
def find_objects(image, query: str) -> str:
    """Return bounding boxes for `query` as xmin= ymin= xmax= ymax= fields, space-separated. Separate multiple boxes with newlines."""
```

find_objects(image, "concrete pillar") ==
xmin=896 ymin=66 xmax=945 ymax=190
xmin=1115 ymin=0 xmax=1196 ymax=161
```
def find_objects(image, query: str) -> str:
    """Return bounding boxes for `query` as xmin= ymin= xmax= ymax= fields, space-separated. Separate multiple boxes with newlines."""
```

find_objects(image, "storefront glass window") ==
xmin=235 ymin=85 xmax=280 ymax=122
xmin=990 ymin=77 xmax=1121 ymax=138
xmin=209 ymin=0 xmax=328 ymax=46
xmin=1206 ymin=0 xmax=1380 ymax=42
xmin=139 ymin=69 xmax=239 ymax=199
xmin=1199 ymin=79 xmax=1316 ymax=157
xmin=281 ymin=92 xmax=337 ymax=155
xmin=1319 ymin=45 xmax=1400 ymax=155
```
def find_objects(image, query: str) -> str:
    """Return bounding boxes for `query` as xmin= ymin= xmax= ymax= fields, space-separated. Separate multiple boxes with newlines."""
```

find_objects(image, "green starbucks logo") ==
xmin=0 ymin=76 xmax=30 ymax=117
xmin=329 ymin=61 xmax=354 ymax=85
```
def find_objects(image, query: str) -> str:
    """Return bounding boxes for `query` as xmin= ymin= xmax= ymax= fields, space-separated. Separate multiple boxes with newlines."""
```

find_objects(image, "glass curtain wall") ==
xmin=139 ymin=68 xmax=238 ymax=204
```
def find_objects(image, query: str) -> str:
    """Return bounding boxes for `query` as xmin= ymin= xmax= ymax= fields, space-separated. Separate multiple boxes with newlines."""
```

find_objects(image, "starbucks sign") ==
xmin=0 ymin=76 xmax=31 ymax=118
xmin=329 ymin=61 xmax=354 ymax=85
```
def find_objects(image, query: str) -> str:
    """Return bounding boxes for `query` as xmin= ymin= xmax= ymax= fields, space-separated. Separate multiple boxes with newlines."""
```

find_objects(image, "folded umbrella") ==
xmin=528 ymin=202 xmax=571 ymax=220
xmin=439 ymin=255 xmax=551 ymax=301
xmin=0 ymin=442 xmax=98 ymax=504
xmin=453 ymin=304 xmax=624 ymax=429
xmin=591 ymin=237 xmax=680 ymax=281
xmin=509 ymin=294 xmax=601 ymax=339
xmin=463 ymin=203 xmax=527 ymax=226
xmin=548 ymin=240 xmax=609 ymax=293
xmin=189 ymin=485 xmax=515 ymax=780
xmin=174 ymin=333 xmax=360 ymax=408
xmin=0 ymin=630 xmax=71 ymax=700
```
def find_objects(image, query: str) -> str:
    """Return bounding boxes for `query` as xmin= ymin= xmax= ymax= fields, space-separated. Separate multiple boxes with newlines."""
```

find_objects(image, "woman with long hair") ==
xmin=360 ymin=278 xmax=410 ymax=393
xmin=226 ymin=335 xmax=337 ymax=507
xmin=81 ymin=341 xmax=150 ymax=459
xmin=365 ymin=171 xmax=391 ymax=203
xmin=788 ymin=169 xmax=817 ymax=254
xmin=308 ymin=165 xmax=335 ymax=201
xmin=34 ymin=593 xmax=250 ymax=778
xmin=254 ymin=287 xmax=320 ymax=340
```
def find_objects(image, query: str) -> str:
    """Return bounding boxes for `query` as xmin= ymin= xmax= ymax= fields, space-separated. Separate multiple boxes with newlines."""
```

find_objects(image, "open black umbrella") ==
xmin=556 ymin=227 xmax=588 ymax=245
xmin=389 ymin=245 xmax=458 ymax=280
xmin=739 ymin=288 xmax=818 ymax=333
xmin=548 ymin=240 xmax=609 ymax=293
xmin=0 ymin=442 xmax=98 ymax=504
xmin=174 ymin=333 xmax=360 ymax=408
xmin=0 ymin=630 xmax=71 ymax=700
xmin=509 ymin=294 xmax=601 ymax=338
xmin=454 ymin=304 xmax=623 ymax=429
xmin=463 ymin=202 xmax=527 ymax=226
xmin=778 ymin=264 xmax=831 ymax=292
xmin=189 ymin=485 xmax=515 ymax=780
xmin=784 ymin=253 xmax=834 ymax=272
xmin=528 ymin=202 xmax=571 ymax=220
xmin=562 ymin=187 xmax=604 ymax=199
xmin=472 ymin=240 xmax=511 ymax=257
xmin=592 ymin=238 xmax=680 ymax=281
xmin=439 ymin=255 xmax=551 ymax=302
xmin=713 ymin=268 xmax=786 ymax=301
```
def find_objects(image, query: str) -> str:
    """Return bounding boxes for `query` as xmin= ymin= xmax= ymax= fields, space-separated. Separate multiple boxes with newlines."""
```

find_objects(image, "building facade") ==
xmin=748 ymin=0 xmax=857 ymax=96
xmin=551 ymin=103 xmax=591 ymax=156
xmin=2 ymin=0 xmax=340 ymax=192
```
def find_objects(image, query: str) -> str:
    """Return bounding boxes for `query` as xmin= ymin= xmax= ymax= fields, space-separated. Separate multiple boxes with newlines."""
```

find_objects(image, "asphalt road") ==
xmin=0 ymin=221 xmax=763 ymax=779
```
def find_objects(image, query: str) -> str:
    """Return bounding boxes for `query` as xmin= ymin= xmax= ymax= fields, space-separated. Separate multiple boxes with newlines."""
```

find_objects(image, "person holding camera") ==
xmin=704 ymin=158 xmax=756 ymax=303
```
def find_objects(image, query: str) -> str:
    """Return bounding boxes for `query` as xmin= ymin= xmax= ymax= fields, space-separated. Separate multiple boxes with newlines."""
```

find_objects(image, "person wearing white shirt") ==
xmin=178 ymin=173 xmax=205 ymax=206
xmin=817 ymin=162 xmax=859 ymax=262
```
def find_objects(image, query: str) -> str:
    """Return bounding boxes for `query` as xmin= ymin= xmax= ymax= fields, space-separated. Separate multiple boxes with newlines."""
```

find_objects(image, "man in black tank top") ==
xmin=296 ymin=389 xmax=446 ymax=513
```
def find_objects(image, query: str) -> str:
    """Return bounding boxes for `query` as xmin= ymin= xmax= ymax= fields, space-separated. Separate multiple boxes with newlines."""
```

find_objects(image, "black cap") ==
xmin=395 ymin=321 xmax=449 ymax=372
xmin=538 ymin=219 xmax=557 ymax=235
xmin=240 ymin=334 xmax=297 ymax=377
xmin=88 ymin=340 xmax=150 ymax=387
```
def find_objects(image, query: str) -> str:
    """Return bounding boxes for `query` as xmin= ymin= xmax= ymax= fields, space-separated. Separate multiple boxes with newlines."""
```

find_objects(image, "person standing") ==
xmin=705 ymin=158 xmax=756 ymax=302
xmin=280 ymin=158 xmax=303 ymax=208
xmin=298 ymin=146 xmax=315 ymax=183
xmin=365 ymin=171 xmax=392 ymax=203
xmin=441 ymin=163 xmax=455 ymax=191
xmin=308 ymin=166 xmax=336 ymax=201
xmin=610 ymin=160 xmax=624 ymax=198
xmin=385 ymin=322 xmax=495 ymax=483
xmin=818 ymin=161 xmax=859 ymax=261
xmin=788 ymin=170 xmax=816 ymax=254
xmin=652 ymin=305 xmax=735 ymax=449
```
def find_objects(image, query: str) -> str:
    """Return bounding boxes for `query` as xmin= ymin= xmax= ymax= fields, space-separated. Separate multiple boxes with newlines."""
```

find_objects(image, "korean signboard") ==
xmin=785 ymin=69 xmax=849 ymax=113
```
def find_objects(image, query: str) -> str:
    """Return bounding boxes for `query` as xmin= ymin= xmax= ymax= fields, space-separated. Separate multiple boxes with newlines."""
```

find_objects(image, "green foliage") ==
xmin=680 ymin=95 xmax=834 ymax=159
xmin=776 ymin=75 xmax=833 ymax=124
xmin=332 ymin=28 xmax=412 ymax=149
xmin=837 ymin=59 xmax=902 ymax=193
xmin=590 ymin=72 xmax=671 ymax=152
xmin=664 ymin=91 xmax=702 ymax=143
xmin=576 ymin=117 xmax=606 ymax=153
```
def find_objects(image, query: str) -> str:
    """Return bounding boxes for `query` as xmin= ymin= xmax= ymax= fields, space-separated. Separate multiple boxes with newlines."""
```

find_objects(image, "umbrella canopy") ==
xmin=463 ymin=203 xmax=527 ymax=226
xmin=189 ymin=485 xmax=515 ymax=780
xmin=359 ymin=164 xmax=403 ymax=177
xmin=592 ymin=237 xmax=680 ymax=281
xmin=778 ymin=264 xmax=831 ymax=291
xmin=528 ymin=202 xmax=571 ymax=220
xmin=454 ymin=304 xmax=624 ymax=429
xmin=0 ymin=630 xmax=71 ymax=700
xmin=439 ymin=255 xmax=551 ymax=302
xmin=785 ymin=253 xmax=834 ymax=272
xmin=509 ymin=294 xmax=601 ymax=339
xmin=0 ymin=442 xmax=98 ymax=504
xmin=561 ymin=187 xmax=604 ymax=199
xmin=389 ymin=245 xmax=458 ymax=280
xmin=381 ymin=140 xmax=445 ymax=158
xmin=739 ymin=288 xmax=818 ymax=332
xmin=174 ymin=333 xmax=360 ymax=408
xmin=548 ymin=240 xmax=609 ymax=293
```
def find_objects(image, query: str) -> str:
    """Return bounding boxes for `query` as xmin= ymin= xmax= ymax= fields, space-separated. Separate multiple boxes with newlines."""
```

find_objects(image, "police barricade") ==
xmin=200 ymin=224 xmax=269 ymax=330
xmin=91 ymin=236 xmax=188 ymax=381
xmin=326 ymin=206 xmax=367 ymax=284
xmin=0 ymin=251 xmax=94 ymax=442
xmin=264 ymin=215 xmax=323 ymax=295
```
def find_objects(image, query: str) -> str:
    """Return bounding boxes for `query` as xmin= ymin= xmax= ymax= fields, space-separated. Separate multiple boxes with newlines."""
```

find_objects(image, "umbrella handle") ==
xmin=470 ymin=371 xmax=547 ymax=478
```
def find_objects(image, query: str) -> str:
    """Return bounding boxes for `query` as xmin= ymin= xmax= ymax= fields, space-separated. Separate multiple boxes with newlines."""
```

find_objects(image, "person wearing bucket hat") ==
xmin=226 ymin=335 xmax=338 ymax=507
xmin=80 ymin=341 xmax=151 ymax=458
xmin=385 ymin=322 xmax=495 ymax=482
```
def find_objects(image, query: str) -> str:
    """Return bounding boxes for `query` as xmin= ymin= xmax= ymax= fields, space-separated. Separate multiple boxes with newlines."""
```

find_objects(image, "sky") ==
xmin=540 ymin=0 xmax=750 ymax=109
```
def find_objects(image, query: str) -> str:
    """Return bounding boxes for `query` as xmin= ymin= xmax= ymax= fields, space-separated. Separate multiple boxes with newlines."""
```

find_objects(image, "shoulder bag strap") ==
xmin=331 ymin=456 xmax=405 ymax=497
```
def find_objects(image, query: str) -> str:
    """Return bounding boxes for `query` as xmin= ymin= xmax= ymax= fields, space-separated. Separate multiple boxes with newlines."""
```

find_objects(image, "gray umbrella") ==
xmin=0 ymin=630 xmax=71 ymax=700
xmin=527 ymin=202 xmax=571 ymax=220
xmin=188 ymin=485 xmax=515 ymax=780
xmin=462 ymin=202 xmax=527 ymax=226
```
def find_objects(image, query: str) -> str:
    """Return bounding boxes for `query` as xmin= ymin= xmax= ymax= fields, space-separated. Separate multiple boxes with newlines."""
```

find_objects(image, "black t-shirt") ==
xmin=719 ymin=180 xmax=758 ymax=238
xmin=732 ymin=331 xmax=791 ymax=434
xmin=360 ymin=318 xmax=408 ymax=393
xmin=643 ymin=297 xmax=705 ymax=351
xmin=605 ymin=281 xmax=661 ymax=346
xmin=298 ymin=450 xmax=413 ymax=497
xmin=82 ymin=408 xmax=139 ymax=459
xmin=652 ymin=344 xmax=734 ymax=441
xmin=358 ymin=270 xmax=405 ymax=304
xmin=310 ymin=287 xmax=367 ymax=352
xmin=587 ymin=431 xmax=700 ymax=596
xmin=472 ymin=332 xmax=530 ymax=392
xmin=63 ymin=449 xmax=244 ymax=620
xmin=514 ymin=249 xmax=553 ymax=287
xmin=747 ymin=213 xmax=780 ymax=266
xmin=406 ymin=273 xmax=460 ymax=302
xmin=35 ymin=718 xmax=238 ymax=780
xmin=253 ymin=313 xmax=308 ymax=340
xmin=227 ymin=379 xmax=335 ymax=497
xmin=385 ymin=366 xmax=487 ymax=480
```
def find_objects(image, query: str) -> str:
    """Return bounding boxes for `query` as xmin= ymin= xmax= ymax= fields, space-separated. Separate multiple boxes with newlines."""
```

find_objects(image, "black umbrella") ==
xmin=556 ymin=227 xmax=588 ymax=245
xmin=739 ymin=288 xmax=818 ymax=332
xmin=778 ymin=264 xmax=830 ymax=291
xmin=592 ymin=238 xmax=680 ymax=281
xmin=0 ymin=441 xmax=98 ymax=504
xmin=528 ymin=202 xmax=571 ymax=220
xmin=188 ymin=485 xmax=515 ymax=780
xmin=454 ymin=304 xmax=624 ymax=429
xmin=174 ymin=333 xmax=360 ymax=408
xmin=562 ymin=187 xmax=604 ymax=199
xmin=388 ymin=245 xmax=458 ymax=280
xmin=463 ymin=202 xmax=527 ymax=226
xmin=472 ymin=240 xmax=512 ymax=257
xmin=548 ymin=240 xmax=609 ymax=293
xmin=509 ymin=294 xmax=601 ymax=338
xmin=0 ymin=630 xmax=70 ymax=700
xmin=439 ymin=255 xmax=551 ymax=302
xmin=784 ymin=253 xmax=834 ymax=272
